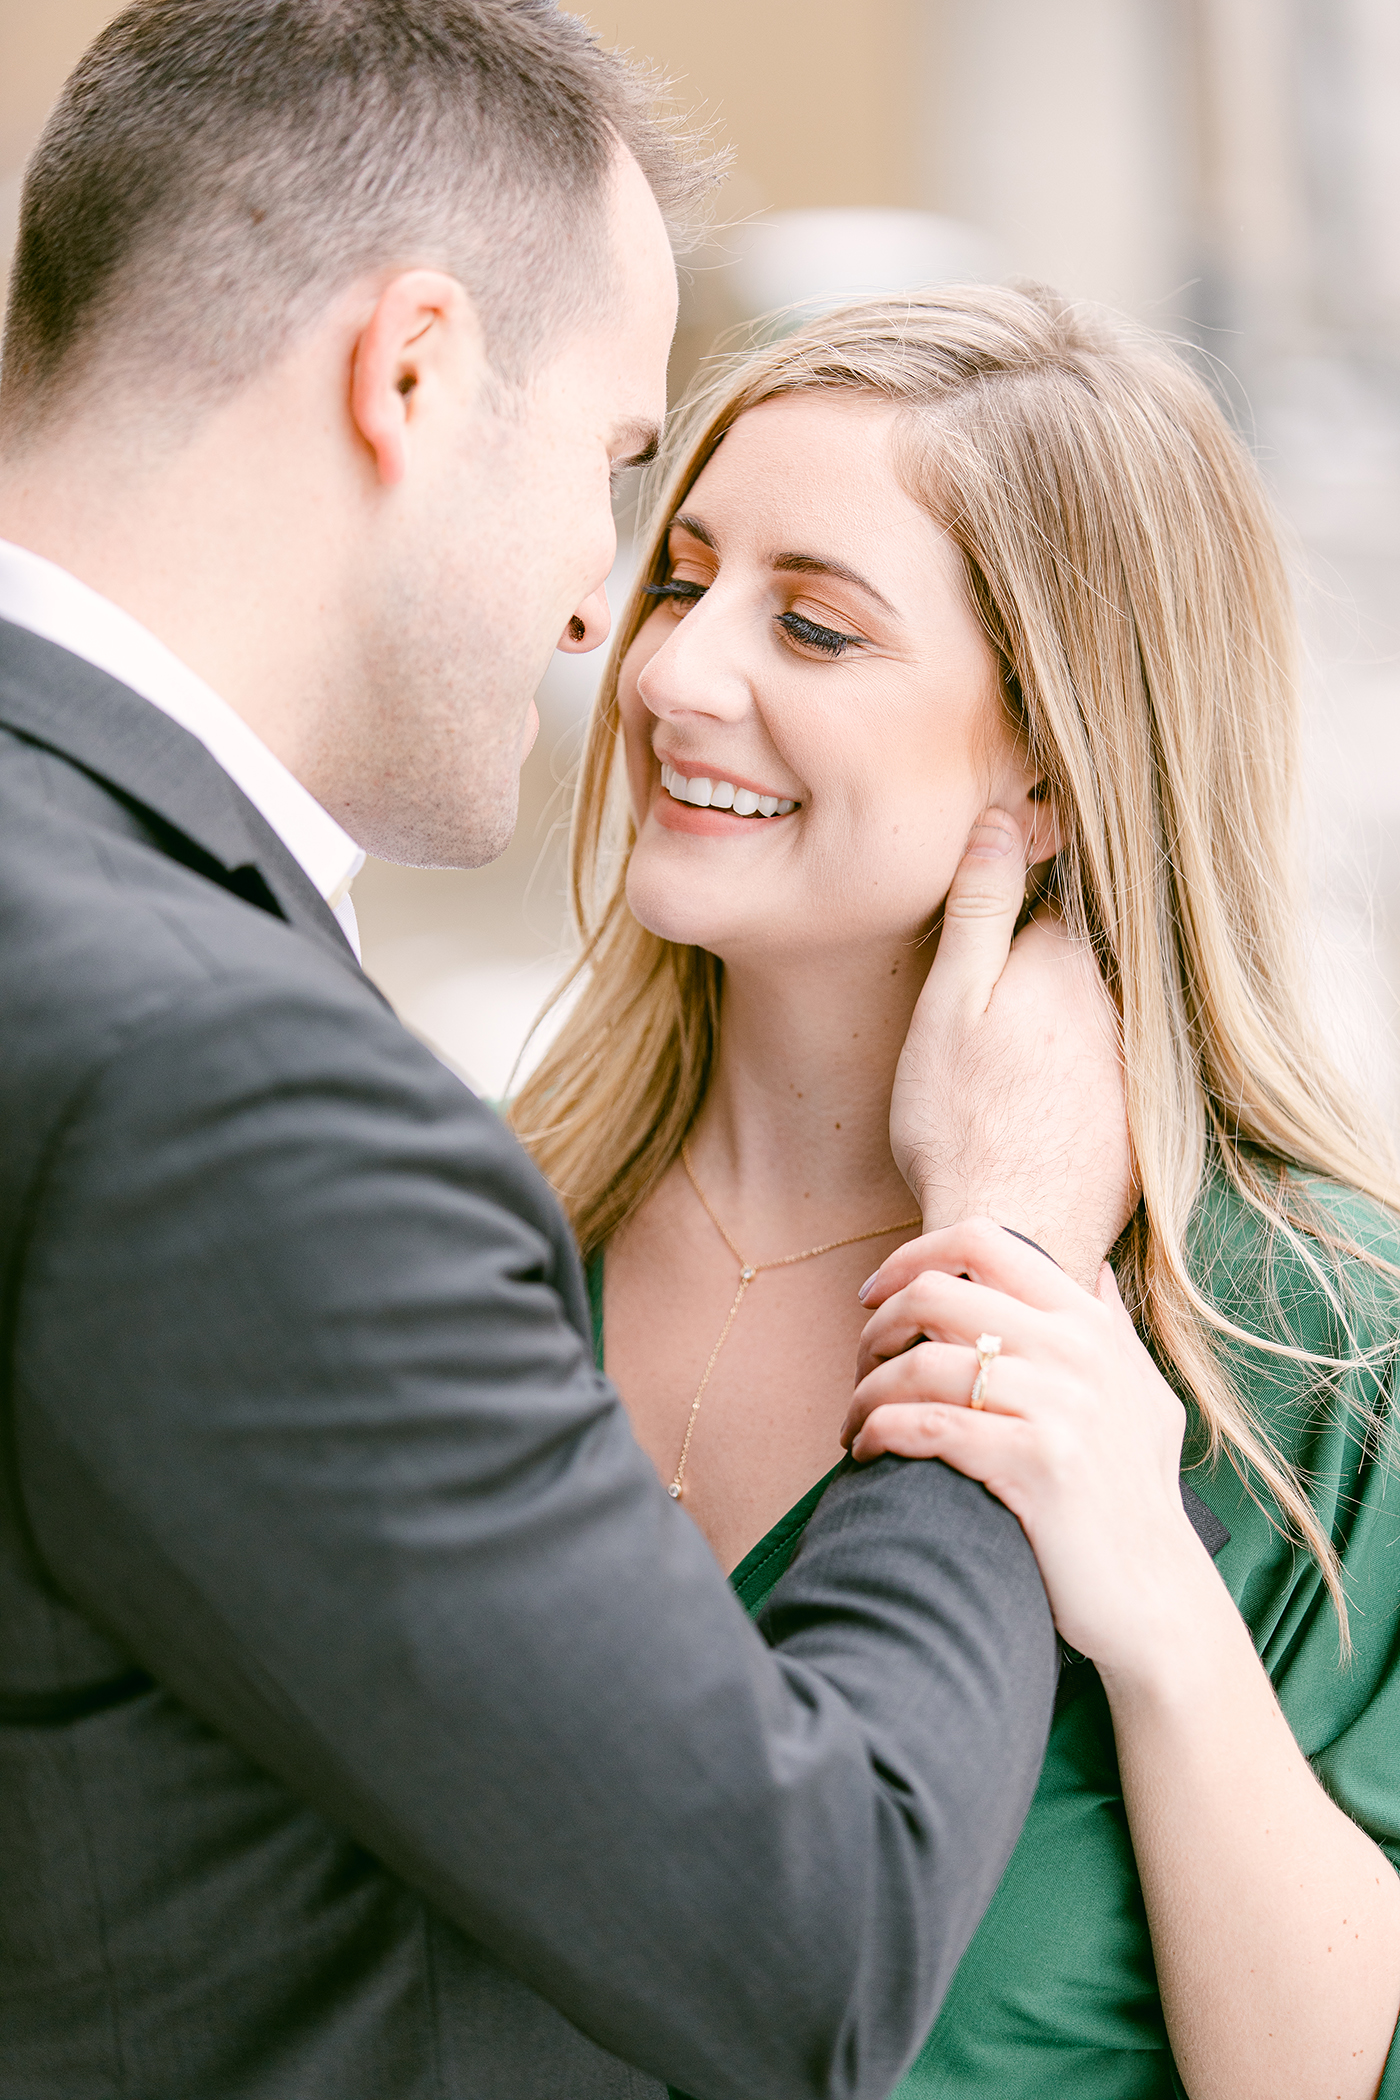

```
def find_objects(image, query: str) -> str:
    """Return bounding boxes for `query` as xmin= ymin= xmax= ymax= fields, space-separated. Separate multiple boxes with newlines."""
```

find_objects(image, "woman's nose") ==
xmin=636 ymin=594 xmax=750 ymax=725
xmin=557 ymin=584 xmax=611 ymax=655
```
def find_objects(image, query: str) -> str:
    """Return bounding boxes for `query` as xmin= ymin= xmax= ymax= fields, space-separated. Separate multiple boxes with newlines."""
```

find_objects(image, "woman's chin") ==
xmin=624 ymin=862 xmax=732 ymax=952
xmin=624 ymin=853 xmax=943 ymax=963
xmin=623 ymin=832 xmax=776 ymax=953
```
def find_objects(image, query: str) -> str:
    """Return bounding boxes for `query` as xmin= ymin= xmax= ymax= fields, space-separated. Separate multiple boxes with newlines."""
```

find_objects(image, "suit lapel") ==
xmin=0 ymin=617 xmax=361 ymax=980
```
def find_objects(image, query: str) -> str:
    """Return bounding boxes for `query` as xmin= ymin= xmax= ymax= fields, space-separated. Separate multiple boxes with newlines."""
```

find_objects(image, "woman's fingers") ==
xmin=842 ymin=1342 xmax=975 ymax=1447
xmin=1096 ymin=1259 xmax=1126 ymax=1310
xmin=841 ymin=1338 xmax=1063 ymax=1448
xmin=855 ymin=1262 xmax=1072 ymax=1382
xmin=849 ymin=1400 xmax=982 ymax=1463
xmin=849 ymin=1401 xmax=1035 ymax=1515
xmin=859 ymin=1214 xmax=1083 ymax=1315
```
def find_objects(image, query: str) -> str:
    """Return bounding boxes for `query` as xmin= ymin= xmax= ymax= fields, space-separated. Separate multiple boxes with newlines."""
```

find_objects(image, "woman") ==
xmin=512 ymin=285 xmax=1400 ymax=2098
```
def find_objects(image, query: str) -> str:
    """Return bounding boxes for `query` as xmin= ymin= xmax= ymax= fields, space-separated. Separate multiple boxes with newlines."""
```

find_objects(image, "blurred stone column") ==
xmin=916 ymin=0 xmax=1195 ymax=320
xmin=1185 ymin=0 xmax=1310 ymax=360
xmin=1187 ymin=0 xmax=1400 ymax=370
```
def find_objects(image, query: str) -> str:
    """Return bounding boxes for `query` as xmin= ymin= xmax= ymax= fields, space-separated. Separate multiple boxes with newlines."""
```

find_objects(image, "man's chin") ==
xmin=521 ymin=698 xmax=540 ymax=761
xmin=453 ymin=781 xmax=521 ymax=870
xmin=359 ymin=772 xmax=522 ymax=871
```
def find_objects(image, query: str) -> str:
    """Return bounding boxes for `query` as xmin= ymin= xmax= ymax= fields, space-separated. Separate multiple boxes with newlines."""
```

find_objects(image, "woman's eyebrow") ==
xmin=670 ymin=516 xmax=897 ymax=619
xmin=669 ymin=511 xmax=715 ymax=548
xmin=772 ymin=552 xmax=897 ymax=617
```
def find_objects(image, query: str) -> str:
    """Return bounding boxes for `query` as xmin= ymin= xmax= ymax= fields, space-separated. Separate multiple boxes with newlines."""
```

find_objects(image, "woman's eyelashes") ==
xmin=778 ymin=610 xmax=861 ymax=659
xmin=643 ymin=578 xmax=863 ymax=660
xmin=644 ymin=579 xmax=707 ymax=609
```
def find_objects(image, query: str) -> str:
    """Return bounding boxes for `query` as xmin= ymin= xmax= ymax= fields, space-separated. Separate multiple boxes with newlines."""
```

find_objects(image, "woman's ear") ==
xmin=1023 ymin=776 xmax=1066 ymax=869
xmin=992 ymin=751 xmax=1065 ymax=872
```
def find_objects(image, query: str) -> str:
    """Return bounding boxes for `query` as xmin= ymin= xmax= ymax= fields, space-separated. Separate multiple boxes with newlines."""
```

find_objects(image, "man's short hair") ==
xmin=1 ymin=0 xmax=716 ymax=438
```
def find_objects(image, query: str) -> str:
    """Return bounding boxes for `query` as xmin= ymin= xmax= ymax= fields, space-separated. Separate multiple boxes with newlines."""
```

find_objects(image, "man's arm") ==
xmin=15 ymin=964 xmax=1055 ymax=2100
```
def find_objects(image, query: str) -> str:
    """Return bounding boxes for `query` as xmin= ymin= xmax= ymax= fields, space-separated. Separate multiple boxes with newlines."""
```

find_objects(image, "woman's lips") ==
xmin=659 ymin=761 xmax=797 ymax=818
xmin=652 ymin=760 xmax=801 ymax=836
xmin=653 ymin=788 xmax=790 ymax=837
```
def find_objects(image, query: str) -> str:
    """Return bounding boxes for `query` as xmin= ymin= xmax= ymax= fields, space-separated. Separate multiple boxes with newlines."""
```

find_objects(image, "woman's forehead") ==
xmin=698 ymin=389 xmax=899 ymax=486
xmin=676 ymin=395 xmax=961 ymax=606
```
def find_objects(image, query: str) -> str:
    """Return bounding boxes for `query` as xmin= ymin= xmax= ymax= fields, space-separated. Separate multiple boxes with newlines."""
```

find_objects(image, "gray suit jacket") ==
xmin=0 ymin=617 xmax=1057 ymax=2100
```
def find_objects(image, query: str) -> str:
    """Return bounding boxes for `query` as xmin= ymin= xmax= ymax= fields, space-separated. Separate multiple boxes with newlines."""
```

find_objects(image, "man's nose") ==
xmin=557 ymin=585 xmax=611 ymax=655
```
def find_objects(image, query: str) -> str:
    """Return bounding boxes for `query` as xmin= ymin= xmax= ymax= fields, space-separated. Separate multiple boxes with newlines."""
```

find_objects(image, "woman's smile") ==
xmin=653 ymin=759 xmax=799 ymax=835
xmin=661 ymin=760 xmax=797 ymax=818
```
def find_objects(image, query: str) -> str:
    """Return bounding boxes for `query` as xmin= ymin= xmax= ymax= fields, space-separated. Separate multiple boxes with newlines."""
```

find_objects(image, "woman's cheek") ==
xmin=619 ymin=707 xmax=651 ymax=828
xmin=616 ymin=634 xmax=664 ymax=825
xmin=859 ymin=778 xmax=985 ymax=935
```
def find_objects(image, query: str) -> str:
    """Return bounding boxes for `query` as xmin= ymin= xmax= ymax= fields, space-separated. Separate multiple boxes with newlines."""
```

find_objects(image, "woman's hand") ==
xmin=842 ymin=1219 xmax=1212 ymax=1673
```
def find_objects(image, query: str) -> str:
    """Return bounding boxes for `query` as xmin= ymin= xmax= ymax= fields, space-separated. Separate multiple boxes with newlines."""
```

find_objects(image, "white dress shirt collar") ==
xmin=0 ymin=538 xmax=365 ymax=957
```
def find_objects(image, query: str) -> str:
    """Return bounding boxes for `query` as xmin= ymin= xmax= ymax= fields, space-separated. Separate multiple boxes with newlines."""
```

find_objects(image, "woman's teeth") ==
xmin=660 ymin=763 xmax=795 ymax=818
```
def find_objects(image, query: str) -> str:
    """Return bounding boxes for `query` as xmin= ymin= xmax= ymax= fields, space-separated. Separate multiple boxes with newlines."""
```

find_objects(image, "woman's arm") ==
xmin=1106 ymin=1545 xmax=1400 ymax=2100
xmin=844 ymin=1223 xmax=1400 ymax=2100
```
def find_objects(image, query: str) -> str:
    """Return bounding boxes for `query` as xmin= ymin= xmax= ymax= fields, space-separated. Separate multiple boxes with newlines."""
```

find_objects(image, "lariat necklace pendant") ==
xmin=665 ymin=1140 xmax=920 ymax=1504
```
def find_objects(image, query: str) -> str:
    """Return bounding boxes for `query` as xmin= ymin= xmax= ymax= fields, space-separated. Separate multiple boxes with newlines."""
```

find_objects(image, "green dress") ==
xmin=588 ymin=1170 xmax=1400 ymax=2097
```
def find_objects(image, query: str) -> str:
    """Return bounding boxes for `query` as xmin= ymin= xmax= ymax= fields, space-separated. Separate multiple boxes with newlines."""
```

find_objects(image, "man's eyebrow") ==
xmin=772 ymin=552 xmax=897 ymax=617
xmin=612 ymin=422 xmax=661 ymax=471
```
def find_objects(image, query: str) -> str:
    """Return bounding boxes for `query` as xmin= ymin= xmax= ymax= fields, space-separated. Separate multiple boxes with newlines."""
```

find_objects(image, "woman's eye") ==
xmin=778 ymin=611 xmax=861 ymax=659
xmin=643 ymin=579 xmax=708 ymax=617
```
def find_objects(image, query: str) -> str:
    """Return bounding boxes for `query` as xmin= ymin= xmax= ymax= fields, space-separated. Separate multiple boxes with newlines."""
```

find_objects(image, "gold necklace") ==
xmin=666 ymin=1139 xmax=921 ymax=1501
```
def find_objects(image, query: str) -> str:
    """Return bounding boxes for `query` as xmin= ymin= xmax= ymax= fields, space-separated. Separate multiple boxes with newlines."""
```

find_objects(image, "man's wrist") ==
xmin=916 ymin=1182 xmax=1043 ymax=1247
xmin=1002 ymin=1225 xmax=1059 ymax=1267
xmin=917 ymin=1186 xmax=1087 ymax=1282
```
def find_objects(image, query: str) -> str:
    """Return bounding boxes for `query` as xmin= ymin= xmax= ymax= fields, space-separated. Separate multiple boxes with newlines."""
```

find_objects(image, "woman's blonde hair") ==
xmin=512 ymin=283 xmax=1398 ymax=1633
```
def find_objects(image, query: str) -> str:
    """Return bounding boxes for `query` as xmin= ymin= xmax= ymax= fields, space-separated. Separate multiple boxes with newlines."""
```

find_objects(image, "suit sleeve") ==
xmin=13 ymin=967 xmax=1057 ymax=2100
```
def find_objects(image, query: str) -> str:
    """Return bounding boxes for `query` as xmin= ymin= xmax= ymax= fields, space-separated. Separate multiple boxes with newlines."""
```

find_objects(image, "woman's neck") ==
xmin=686 ymin=937 xmax=932 ymax=1257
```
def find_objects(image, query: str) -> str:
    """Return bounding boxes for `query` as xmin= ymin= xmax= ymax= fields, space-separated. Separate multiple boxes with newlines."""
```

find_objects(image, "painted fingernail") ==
xmin=857 ymin=1271 xmax=879 ymax=1302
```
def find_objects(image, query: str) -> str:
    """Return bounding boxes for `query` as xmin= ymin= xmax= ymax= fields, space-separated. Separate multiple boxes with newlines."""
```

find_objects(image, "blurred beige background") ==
xmin=3 ymin=1 xmax=1399 ymax=1106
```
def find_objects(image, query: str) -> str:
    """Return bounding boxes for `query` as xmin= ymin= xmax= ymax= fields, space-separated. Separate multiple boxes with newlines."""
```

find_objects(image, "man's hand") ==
xmin=891 ymin=810 xmax=1134 ymax=1287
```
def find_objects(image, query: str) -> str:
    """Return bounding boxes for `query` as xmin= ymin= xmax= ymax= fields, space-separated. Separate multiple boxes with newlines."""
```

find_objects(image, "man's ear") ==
xmin=350 ymin=270 xmax=487 ymax=488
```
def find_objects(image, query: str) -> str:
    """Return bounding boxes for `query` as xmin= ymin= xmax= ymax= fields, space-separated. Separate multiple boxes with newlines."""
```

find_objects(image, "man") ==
xmin=0 ymin=6 xmax=1130 ymax=2097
